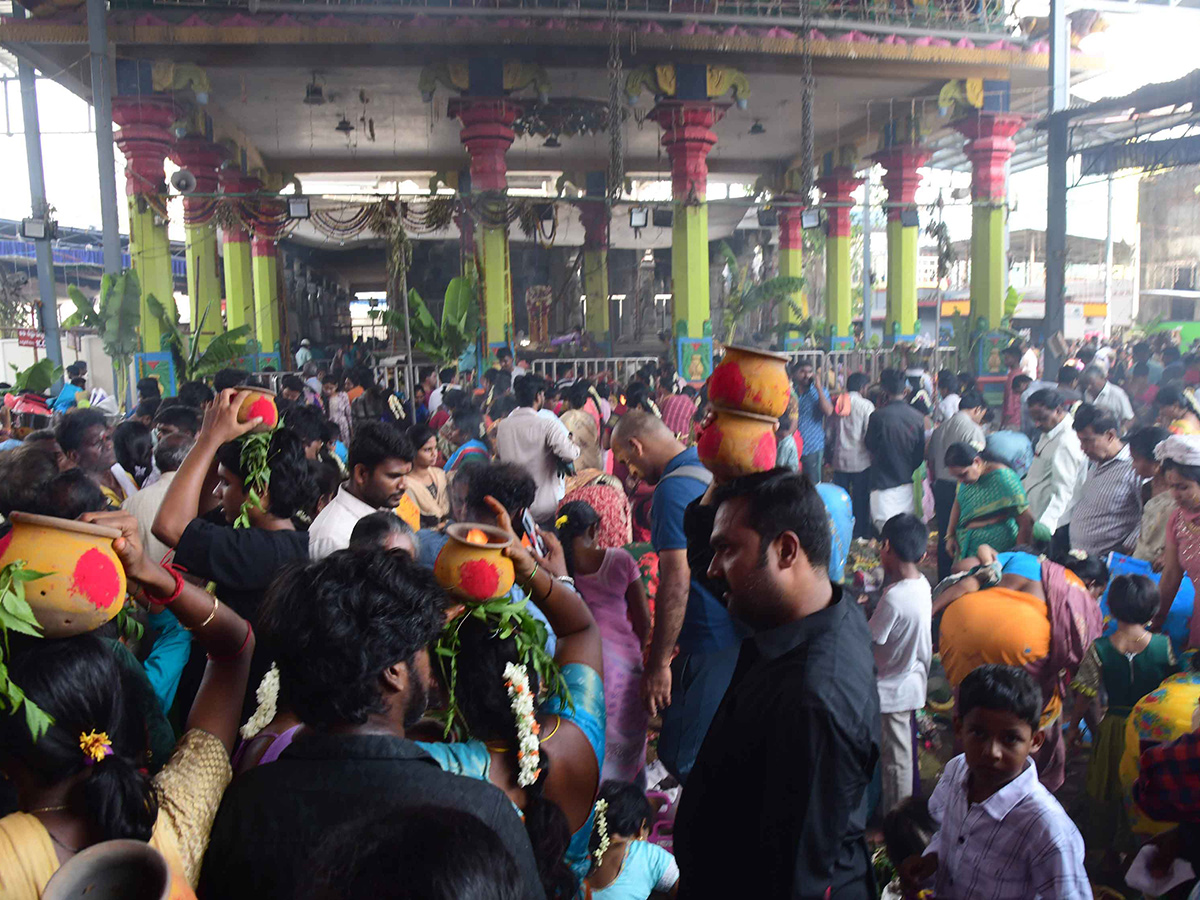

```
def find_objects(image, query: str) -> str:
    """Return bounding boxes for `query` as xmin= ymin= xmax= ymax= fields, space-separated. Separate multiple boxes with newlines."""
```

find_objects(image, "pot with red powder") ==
xmin=0 ymin=512 xmax=127 ymax=637
xmin=433 ymin=523 xmax=516 ymax=602
xmin=234 ymin=386 xmax=280 ymax=433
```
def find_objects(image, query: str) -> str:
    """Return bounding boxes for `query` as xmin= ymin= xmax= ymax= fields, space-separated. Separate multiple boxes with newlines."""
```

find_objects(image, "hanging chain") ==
xmin=800 ymin=0 xmax=815 ymax=201
xmin=606 ymin=0 xmax=624 ymax=206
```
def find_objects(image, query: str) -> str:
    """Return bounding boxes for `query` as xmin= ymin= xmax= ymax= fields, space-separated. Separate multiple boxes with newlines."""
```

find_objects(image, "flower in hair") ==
xmin=503 ymin=662 xmax=541 ymax=787
xmin=1069 ymin=548 xmax=1088 ymax=561
xmin=555 ymin=514 xmax=569 ymax=529
xmin=593 ymin=798 xmax=611 ymax=865
xmin=79 ymin=730 xmax=113 ymax=765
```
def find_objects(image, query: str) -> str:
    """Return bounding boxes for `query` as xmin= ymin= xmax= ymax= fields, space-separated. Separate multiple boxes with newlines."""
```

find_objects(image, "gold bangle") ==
xmin=186 ymin=594 xmax=219 ymax=631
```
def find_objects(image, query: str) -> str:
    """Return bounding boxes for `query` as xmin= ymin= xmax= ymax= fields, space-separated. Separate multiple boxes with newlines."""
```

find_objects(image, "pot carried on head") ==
xmin=433 ymin=523 xmax=516 ymax=602
xmin=707 ymin=345 xmax=790 ymax=418
xmin=696 ymin=406 xmax=779 ymax=482
xmin=0 ymin=512 xmax=126 ymax=637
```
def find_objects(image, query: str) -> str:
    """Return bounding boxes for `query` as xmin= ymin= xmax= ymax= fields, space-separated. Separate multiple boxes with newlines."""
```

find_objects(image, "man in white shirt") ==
xmin=294 ymin=338 xmax=312 ymax=369
xmin=309 ymin=422 xmax=414 ymax=559
xmin=831 ymin=372 xmax=875 ymax=538
xmin=870 ymin=513 xmax=932 ymax=814
xmin=1023 ymin=389 xmax=1088 ymax=557
xmin=426 ymin=366 xmax=458 ymax=416
xmin=495 ymin=374 xmax=580 ymax=524
xmin=124 ymin=433 xmax=194 ymax=566
xmin=1020 ymin=344 xmax=1039 ymax=380
xmin=933 ymin=369 xmax=960 ymax=424
xmin=1082 ymin=364 xmax=1134 ymax=431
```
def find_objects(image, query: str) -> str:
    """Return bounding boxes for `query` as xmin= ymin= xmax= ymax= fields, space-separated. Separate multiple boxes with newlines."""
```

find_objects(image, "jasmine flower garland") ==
xmin=503 ymin=662 xmax=541 ymax=787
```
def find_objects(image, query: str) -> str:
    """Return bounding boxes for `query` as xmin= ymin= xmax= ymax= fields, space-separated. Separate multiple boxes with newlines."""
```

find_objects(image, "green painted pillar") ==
xmin=112 ymin=95 xmax=179 ymax=353
xmin=171 ymin=138 xmax=226 ymax=347
xmin=219 ymin=171 xmax=259 ymax=334
xmin=817 ymin=168 xmax=863 ymax=349
xmin=251 ymin=233 xmax=281 ymax=355
xmin=777 ymin=195 xmax=806 ymax=344
xmin=579 ymin=177 xmax=611 ymax=346
xmin=452 ymin=97 xmax=520 ymax=354
xmin=954 ymin=113 xmax=1024 ymax=331
xmin=873 ymin=145 xmax=930 ymax=346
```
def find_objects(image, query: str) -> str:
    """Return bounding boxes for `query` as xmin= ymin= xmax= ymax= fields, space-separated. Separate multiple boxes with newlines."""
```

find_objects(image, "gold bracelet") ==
xmin=186 ymin=594 xmax=219 ymax=631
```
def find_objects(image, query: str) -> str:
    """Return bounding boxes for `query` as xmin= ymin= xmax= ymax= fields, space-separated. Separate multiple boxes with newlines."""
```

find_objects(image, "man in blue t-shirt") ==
xmin=611 ymin=410 xmax=744 ymax=782
xmin=790 ymin=360 xmax=833 ymax=481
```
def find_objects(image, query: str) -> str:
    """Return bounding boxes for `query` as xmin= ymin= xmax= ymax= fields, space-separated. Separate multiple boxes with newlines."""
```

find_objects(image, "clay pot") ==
xmin=42 ymin=839 xmax=195 ymax=900
xmin=235 ymin=386 xmax=279 ymax=433
xmin=696 ymin=406 xmax=779 ymax=480
xmin=0 ymin=513 xmax=126 ymax=638
xmin=433 ymin=523 xmax=516 ymax=602
xmin=707 ymin=345 xmax=791 ymax=417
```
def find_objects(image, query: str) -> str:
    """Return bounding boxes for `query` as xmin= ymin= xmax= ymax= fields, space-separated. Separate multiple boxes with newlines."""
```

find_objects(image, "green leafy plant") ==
xmin=0 ymin=560 xmax=53 ymax=740
xmin=146 ymin=296 xmax=252 ymax=384
xmin=1001 ymin=285 xmax=1023 ymax=327
xmin=381 ymin=268 xmax=481 ymax=368
xmin=715 ymin=242 xmax=804 ymax=346
xmin=63 ymin=271 xmax=142 ymax=411
xmin=432 ymin=594 xmax=572 ymax=740
xmin=233 ymin=432 xmax=273 ymax=529
xmin=9 ymin=358 xmax=62 ymax=394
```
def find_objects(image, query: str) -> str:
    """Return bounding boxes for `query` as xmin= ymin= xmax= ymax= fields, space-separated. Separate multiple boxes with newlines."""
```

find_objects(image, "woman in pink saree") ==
xmin=557 ymin=499 xmax=652 ymax=783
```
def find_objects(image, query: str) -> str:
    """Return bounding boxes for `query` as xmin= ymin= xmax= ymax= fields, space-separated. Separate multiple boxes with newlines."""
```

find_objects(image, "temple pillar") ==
xmin=170 ymin=137 xmax=226 ymax=347
xmin=251 ymin=210 xmax=284 ymax=358
xmin=218 ymin=170 xmax=258 ymax=335
xmin=816 ymin=167 xmax=863 ymax=349
xmin=777 ymin=195 xmax=806 ymax=334
xmin=579 ymin=172 xmax=611 ymax=348
xmin=954 ymin=113 xmax=1024 ymax=331
xmin=451 ymin=98 xmax=520 ymax=353
xmin=872 ymin=145 xmax=930 ymax=346
xmin=112 ymin=95 xmax=178 ymax=353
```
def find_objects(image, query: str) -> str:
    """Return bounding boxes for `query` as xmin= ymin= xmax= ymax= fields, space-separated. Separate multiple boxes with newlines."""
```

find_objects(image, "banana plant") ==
xmin=716 ymin=241 xmax=805 ymax=346
xmin=146 ymin=295 xmax=252 ymax=384
xmin=9 ymin=358 xmax=62 ymax=394
xmin=377 ymin=269 xmax=480 ymax=367
xmin=63 ymin=271 xmax=142 ymax=410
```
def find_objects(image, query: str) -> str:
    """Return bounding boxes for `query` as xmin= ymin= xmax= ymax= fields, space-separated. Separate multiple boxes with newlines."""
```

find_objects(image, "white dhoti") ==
xmin=870 ymin=483 xmax=914 ymax=534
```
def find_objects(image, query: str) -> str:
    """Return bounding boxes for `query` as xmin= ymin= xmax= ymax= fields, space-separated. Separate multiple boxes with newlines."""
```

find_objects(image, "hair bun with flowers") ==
xmin=503 ymin=662 xmax=541 ymax=787
xmin=592 ymin=798 xmax=611 ymax=866
xmin=79 ymin=730 xmax=113 ymax=765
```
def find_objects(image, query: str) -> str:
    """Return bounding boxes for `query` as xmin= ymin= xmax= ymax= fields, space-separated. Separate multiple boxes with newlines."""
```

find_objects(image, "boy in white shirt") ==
xmin=900 ymin=665 xmax=1090 ymax=900
xmin=869 ymin=513 xmax=932 ymax=814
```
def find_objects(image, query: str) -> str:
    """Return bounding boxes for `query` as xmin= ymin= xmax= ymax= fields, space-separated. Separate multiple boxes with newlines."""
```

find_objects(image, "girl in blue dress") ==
xmin=584 ymin=781 xmax=679 ymax=899
xmin=418 ymin=496 xmax=606 ymax=898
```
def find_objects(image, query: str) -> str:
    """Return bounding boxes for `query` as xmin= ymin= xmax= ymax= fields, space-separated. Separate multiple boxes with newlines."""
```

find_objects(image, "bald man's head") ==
xmin=611 ymin=409 xmax=683 ymax=485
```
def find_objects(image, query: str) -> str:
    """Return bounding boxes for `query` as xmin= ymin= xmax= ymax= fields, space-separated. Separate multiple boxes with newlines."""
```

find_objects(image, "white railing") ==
xmin=784 ymin=347 xmax=961 ymax=390
xmin=531 ymin=356 xmax=659 ymax=383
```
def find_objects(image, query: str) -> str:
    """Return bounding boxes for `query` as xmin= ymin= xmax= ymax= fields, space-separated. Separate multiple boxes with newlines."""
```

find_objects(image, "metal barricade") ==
xmin=530 ymin=356 xmax=659 ymax=384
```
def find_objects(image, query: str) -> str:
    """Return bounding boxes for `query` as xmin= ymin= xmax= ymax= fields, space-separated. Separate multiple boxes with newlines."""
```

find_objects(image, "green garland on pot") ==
xmin=432 ymin=594 xmax=573 ymax=740
xmin=0 ymin=559 xmax=53 ymax=740
xmin=234 ymin=431 xmax=274 ymax=530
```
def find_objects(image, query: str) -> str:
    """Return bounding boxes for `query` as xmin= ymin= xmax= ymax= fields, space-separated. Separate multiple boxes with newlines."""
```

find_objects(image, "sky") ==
xmin=1 ymin=9 xmax=1199 ymax=254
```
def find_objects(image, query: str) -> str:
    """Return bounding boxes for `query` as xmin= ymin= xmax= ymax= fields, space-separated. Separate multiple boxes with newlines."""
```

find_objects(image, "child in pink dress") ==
xmin=558 ymin=500 xmax=652 ymax=783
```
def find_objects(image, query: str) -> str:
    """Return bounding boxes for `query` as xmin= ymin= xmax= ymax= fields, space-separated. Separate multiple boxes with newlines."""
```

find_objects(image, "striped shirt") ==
xmin=1069 ymin=443 xmax=1143 ymax=557
xmin=924 ymin=755 xmax=1090 ymax=900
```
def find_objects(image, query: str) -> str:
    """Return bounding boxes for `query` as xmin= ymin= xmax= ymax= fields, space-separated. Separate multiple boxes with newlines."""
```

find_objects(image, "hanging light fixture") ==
xmin=335 ymin=115 xmax=355 ymax=134
xmin=749 ymin=120 xmax=766 ymax=135
xmin=543 ymin=136 xmax=561 ymax=148
xmin=304 ymin=74 xmax=325 ymax=106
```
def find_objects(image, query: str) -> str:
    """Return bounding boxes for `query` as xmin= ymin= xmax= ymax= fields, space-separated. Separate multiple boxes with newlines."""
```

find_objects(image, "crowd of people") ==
xmin=0 ymin=333 xmax=1198 ymax=899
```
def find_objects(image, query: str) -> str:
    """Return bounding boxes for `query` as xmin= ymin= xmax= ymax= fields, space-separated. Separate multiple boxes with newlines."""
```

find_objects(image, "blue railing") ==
xmin=0 ymin=239 xmax=188 ymax=280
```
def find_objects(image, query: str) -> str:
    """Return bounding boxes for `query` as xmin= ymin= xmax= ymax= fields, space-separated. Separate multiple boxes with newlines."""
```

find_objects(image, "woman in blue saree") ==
xmin=418 ymin=496 xmax=605 ymax=898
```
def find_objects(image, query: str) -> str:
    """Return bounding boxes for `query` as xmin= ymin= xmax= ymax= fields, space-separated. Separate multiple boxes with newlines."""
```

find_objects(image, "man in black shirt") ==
xmin=198 ymin=550 xmax=545 ymax=899
xmin=865 ymin=368 xmax=926 ymax=536
xmin=674 ymin=470 xmax=880 ymax=899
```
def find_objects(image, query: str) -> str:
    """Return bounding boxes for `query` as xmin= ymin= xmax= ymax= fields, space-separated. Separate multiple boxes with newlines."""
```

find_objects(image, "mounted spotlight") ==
xmin=749 ymin=120 xmax=766 ymax=135
xmin=335 ymin=115 xmax=355 ymax=134
xmin=288 ymin=197 xmax=311 ymax=220
xmin=304 ymin=74 xmax=325 ymax=106
xmin=543 ymin=136 xmax=561 ymax=148
xmin=629 ymin=207 xmax=649 ymax=230
xmin=801 ymin=209 xmax=821 ymax=230
xmin=652 ymin=207 xmax=673 ymax=229
xmin=20 ymin=217 xmax=54 ymax=241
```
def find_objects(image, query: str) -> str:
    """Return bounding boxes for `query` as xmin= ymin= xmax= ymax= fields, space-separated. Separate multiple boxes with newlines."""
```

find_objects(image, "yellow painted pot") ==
xmin=433 ymin=523 xmax=515 ymax=602
xmin=0 ymin=512 xmax=126 ymax=638
xmin=43 ymin=839 xmax=196 ymax=900
xmin=707 ymin=344 xmax=791 ymax=418
xmin=235 ymin=386 xmax=279 ymax=433
xmin=696 ymin=406 xmax=779 ymax=481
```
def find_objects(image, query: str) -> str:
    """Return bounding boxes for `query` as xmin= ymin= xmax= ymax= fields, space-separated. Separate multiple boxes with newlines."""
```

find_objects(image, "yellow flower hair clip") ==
xmin=79 ymin=730 xmax=113 ymax=765
xmin=555 ymin=514 xmax=569 ymax=529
